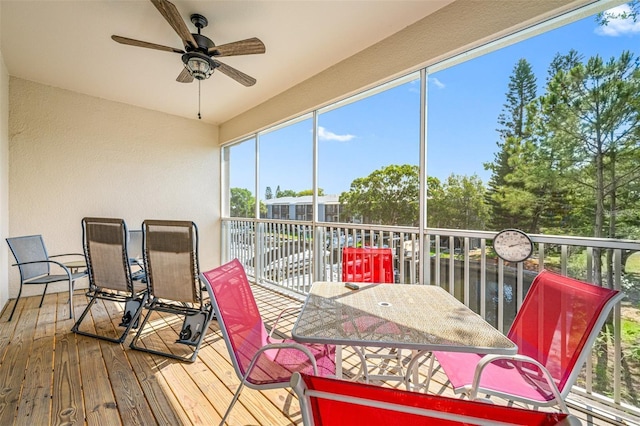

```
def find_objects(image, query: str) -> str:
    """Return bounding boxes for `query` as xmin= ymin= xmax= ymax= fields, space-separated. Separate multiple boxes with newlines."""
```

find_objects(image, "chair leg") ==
xmin=426 ymin=352 xmax=435 ymax=383
xmin=220 ymin=379 xmax=246 ymax=426
xmin=220 ymin=353 xmax=263 ymax=426
xmin=129 ymin=308 xmax=154 ymax=351
xmin=71 ymin=295 xmax=99 ymax=333
xmin=8 ymin=285 xmax=24 ymax=321
xmin=403 ymin=350 xmax=432 ymax=391
xmin=73 ymin=293 xmax=147 ymax=343
xmin=38 ymin=283 xmax=49 ymax=307
xmin=68 ymin=278 xmax=75 ymax=319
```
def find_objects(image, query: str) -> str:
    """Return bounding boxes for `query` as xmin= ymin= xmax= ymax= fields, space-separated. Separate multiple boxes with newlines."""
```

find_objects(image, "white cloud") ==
xmin=318 ymin=126 xmax=356 ymax=142
xmin=408 ymin=78 xmax=445 ymax=93
xmin=595 ymin=5 xmax=640 ymax=36
xmin=429 ymin=77 xmax=445 ymax=89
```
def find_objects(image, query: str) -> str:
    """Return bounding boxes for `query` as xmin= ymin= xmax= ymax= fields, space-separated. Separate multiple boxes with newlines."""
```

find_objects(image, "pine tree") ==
xmin=484 ymin=59 xmax=538 ymax=231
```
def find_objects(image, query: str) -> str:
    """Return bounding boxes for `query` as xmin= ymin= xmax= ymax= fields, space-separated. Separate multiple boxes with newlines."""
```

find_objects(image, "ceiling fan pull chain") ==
xmin=198 ymin=79 xmax=202 ymax=120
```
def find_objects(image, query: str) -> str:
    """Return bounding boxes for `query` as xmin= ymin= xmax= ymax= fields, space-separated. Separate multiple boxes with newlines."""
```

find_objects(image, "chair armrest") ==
xmin=12 ymin=259 xmax=74 ymax=276
xmin=470 ymin=353 xmax=567 ymax=412
xmin=269 ymin=304 xmax=303 ymax=338
xmin=242 ymin=342 xmax=319 ymax=382
xmin=49 ymin=253 xmax=86 ymax=259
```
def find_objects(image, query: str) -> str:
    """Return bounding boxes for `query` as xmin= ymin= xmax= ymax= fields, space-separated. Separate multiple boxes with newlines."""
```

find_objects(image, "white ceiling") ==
xmin=0 ymin=0 xmax=453 ymax=125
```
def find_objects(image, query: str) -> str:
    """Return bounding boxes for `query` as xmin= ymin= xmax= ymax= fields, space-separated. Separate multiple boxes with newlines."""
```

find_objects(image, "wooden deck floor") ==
xmin=0 ymin=284 xmax=637 ymax=425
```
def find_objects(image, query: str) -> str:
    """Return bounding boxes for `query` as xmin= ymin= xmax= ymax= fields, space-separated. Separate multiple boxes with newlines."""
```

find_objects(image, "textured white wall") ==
xmin=7 ymin=78 xmax=220 ymax=300
xmin=0 ymin=51 xmax=8 ymax=310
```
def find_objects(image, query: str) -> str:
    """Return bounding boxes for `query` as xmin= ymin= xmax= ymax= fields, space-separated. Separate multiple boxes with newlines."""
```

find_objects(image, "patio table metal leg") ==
xmin=404 ymin=349 xmax=431 ymax=391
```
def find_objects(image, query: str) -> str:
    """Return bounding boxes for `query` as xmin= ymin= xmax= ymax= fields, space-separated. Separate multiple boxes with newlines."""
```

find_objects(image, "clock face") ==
xmin=493 ymin=229 xmax=533 ymax=262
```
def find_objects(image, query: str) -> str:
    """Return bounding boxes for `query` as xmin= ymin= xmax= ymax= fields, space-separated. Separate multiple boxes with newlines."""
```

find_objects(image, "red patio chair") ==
xmin=342 ymin=246 xmax=394 ymax=283
xmin=201 ymin=259 xmax=335 ymax=426
xmin=341 ymin=247 xmax=401 ymax=383
xmin=291 ymin=372 xmax=579 ymax=425
xmin=430 ymin=269 xmax=624 ymax=413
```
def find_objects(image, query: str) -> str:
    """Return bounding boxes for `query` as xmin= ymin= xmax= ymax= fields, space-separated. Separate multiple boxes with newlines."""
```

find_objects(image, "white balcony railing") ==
xmin=221 ymin=217 xmax=640 ymax=421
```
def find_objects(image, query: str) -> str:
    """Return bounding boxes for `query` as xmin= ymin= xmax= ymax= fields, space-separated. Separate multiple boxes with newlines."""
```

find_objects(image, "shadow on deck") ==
xmin=0 ymin=282 xmax=637 ymax=425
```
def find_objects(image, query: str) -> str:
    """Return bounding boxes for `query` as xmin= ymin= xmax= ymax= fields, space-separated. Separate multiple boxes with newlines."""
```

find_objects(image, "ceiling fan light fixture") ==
xmin=182 ymin=52 xmax=215 ymax=80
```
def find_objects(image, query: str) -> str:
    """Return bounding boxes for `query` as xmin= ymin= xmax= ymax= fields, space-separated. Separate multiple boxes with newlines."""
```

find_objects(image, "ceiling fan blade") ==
xmin=209 ymin=38 xmax=266 ymax=57
xmin=214 ymin=60 xmax=257 ymax=87
xmin=150 ymin=0 xmax=197 ymax=48
xmin=176 ymin=67 xmax=194 ymax=83
xmin=111 ymin=35 xmax=184 ymax=54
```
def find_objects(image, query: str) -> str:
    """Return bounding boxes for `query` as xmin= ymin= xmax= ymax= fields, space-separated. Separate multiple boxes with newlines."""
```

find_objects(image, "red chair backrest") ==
xmin=342 ymin=247 xmax=393 ymax=283
xmin=294 ymin=372 xmax=570 ymax=425
xmin=508 ymin=269 xmax=622 ymax=393
xmin=202 ymin=259 xmax=269 ymax=378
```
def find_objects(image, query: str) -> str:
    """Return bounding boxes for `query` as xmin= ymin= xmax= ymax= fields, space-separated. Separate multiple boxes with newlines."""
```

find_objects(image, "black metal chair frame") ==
xmin=71 ymin=217 xmax=148 ymax=343
xmin=129 ymin=220 xmax=214 ymax=363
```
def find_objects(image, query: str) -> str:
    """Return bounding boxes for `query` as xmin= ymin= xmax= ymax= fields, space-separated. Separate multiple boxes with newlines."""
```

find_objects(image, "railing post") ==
xmin=314 ymin=226 xmax=326 ymax=282
xmin=613 ymin=249 xmax=622 ymax=404
xmin=255 ymin=221 xmax=265 ymax=284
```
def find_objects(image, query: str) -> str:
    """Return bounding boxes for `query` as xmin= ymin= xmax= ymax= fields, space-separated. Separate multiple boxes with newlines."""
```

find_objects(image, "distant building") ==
xmin=264 ymin=195 xmax=344 ymax=222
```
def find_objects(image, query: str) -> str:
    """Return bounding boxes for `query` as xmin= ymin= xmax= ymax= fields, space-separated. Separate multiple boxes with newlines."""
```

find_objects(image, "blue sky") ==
xmin=230 ymin=3 xmax=640 ymax=199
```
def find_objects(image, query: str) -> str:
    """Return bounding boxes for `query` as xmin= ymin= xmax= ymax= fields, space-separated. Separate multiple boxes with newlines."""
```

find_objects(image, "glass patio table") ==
xmin=292 ymin=282 xmax=517 ymax=387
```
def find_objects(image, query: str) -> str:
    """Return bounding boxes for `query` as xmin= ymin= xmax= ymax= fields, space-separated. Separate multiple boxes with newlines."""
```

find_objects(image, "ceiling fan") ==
xmin=111 ymin=0 xmax=265 ymax=88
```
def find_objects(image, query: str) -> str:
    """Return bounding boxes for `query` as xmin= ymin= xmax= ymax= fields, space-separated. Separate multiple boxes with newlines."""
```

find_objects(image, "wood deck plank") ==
xmin=101 ymin=296 xmax=191 ymax=426
xmin=133 ymin=310 xmax=222 ymax=425
xmin=146 ymin=309 xmax=279 ymax=425
xmin=92 ymin=297 xmax=157 ymax=426
xmin=196 ymin=329 xmax=294 ymax=426
xmin=75 ymin=297 xmax=121 ymax=425
xmin=0 ymin=296 xmax=40 ymax=425
xmin=155 ymin=312 xmax=287 ymax=426
xmin=153 ymin=358 xmax=220 ymax=425
xmin=15 ymin=293 xmax=58 ymax=425
xmin=0 ymin=297 xmax=19 ymax=356
xmin=126 ymin=349 xmax=191 ymax=426
xmin=52 ymin=292 xmax=87 ymax=426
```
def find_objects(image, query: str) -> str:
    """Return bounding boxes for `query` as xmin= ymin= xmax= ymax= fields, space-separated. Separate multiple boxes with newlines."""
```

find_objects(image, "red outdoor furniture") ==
xmin=431 ymin=269 xmax=624 ymax=413
xmin=201 ymin=259 xmax=335 ymax=425
xmin=342 ymin=247 xmax=394 ymax=283
xmin=292 ymin=372 xmax=579 ymax=425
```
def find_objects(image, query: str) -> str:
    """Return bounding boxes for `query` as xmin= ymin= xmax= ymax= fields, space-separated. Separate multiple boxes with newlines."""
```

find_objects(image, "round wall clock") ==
xmin=493 ymin=229 xmax=533 ymax=263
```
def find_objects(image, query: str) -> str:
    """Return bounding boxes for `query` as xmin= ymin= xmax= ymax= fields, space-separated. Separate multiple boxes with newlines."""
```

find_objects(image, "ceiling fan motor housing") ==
xmin=182 ymin=25 xmax=218 ymax=80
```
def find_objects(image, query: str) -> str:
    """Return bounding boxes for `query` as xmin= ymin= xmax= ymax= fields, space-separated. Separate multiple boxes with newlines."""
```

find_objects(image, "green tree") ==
xmin=276 ymin=189 xmax=297 ymax=198
xmin=502 ymin=125 xmax=575 ymax=234
xmin=485 ymin=59 xmax=538 ymax=230
xmin=426 ymin=176 xmax=445 ymax=227
xmin=265 ymin=186 xmax=273 ymax=200
xmin=230 ymin=188 xmax=254 ymax=218
xmin=297 ymin=188 xmax=325 ymax=197
xmin=429 ymin=174 xmax=489 ymax=230
xmin=230 ymin=188 xmax=267 ymax=218
xmin=597 ymin=1 xmax=639 ymax=25
xmin=340 ymin=164 xmax=419 ymax=226
xmin=540 ymin=50 xmax=640 ymax=246
xmin=539 ymin=51 xmax=640 ymax=394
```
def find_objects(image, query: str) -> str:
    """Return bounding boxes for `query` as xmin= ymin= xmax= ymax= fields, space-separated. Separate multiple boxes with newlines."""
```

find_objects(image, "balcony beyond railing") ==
xmin=222 ymin=217 xmax=640 ymax=422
